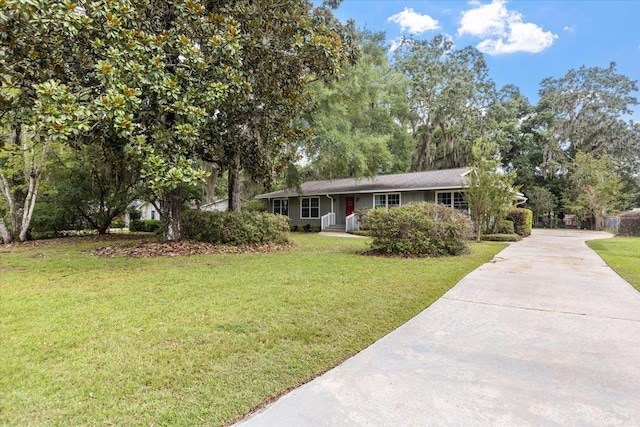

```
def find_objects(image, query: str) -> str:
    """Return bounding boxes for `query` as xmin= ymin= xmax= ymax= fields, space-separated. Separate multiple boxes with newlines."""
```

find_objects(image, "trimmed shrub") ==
xmin=364 ymin=202 xmax=473 ymax=257
xmin=618 ymin=210 xmax=640 ymax=236
xmin=507 ymin=208 xmax=533 ymax=237
xmin=111 ymin=220 xmax=125 ymax=229
xmin=182 ymin=210 xmax=289 ymax=245
xmin=354 ymin=207 xmax=371 ymax=230
xmin=130 ymin=219 xmax=162 ymax=233
xmin=241 ymin=199 xmax=268 ymax=212
xmin=482 ymin=233 xmax=522 ymax=242
xmin=494 ymin=220 xmax=515 ymax=235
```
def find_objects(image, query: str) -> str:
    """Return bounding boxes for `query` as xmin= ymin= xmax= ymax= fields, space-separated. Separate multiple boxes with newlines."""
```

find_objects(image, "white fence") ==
xmin=605 ymin=216 xmax=620 ymax=234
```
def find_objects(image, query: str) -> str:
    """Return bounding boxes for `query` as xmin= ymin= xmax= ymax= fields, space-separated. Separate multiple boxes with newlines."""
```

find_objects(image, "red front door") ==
xmin=345 ymin=196 xmax=355 ymax=217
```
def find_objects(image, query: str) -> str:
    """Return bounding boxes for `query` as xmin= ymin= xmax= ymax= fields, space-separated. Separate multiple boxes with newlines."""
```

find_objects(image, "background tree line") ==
xmin=1 ymin=2 xmax=638 ymax=243
xmin=300 ymin=31 xmax=638 ymax=232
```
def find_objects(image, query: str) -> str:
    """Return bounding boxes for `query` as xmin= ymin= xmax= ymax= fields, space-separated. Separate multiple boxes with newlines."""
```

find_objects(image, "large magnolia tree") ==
xmin=202 ymin=0 xmax=358 ymax=211
xmin=2 ymin=0 xmax=354 ymax=241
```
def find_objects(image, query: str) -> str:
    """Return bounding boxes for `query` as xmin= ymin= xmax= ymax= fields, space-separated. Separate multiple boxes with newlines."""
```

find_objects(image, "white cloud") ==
xmin=458 ymin=0 xmax=557 ymax=55
xmin=458 ymin=0 xmax=509 ymax=38
xmin=388 ymin=7 xmax=440 ymax=34
xmin=388 ymin=37 xmax=403 ymax=53
xmin=563 ymin=25 xmax=576 ymax=33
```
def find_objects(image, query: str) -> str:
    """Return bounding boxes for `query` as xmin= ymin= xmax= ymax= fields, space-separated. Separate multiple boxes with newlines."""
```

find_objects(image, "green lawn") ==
xmin=587 ymin=236 xmax=640 ymax=291
xmin=1 ymin=234 xmax=506 ymax=426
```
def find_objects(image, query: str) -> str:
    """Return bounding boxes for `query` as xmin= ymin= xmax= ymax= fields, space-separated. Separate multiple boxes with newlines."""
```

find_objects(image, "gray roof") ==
xmin=256 ymin=167 xmax=472 ymax=199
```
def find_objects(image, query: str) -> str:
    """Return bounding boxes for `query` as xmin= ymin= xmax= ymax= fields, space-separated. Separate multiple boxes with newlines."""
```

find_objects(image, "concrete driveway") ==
xmin=236 ymin=229 xmax=640 ymax=426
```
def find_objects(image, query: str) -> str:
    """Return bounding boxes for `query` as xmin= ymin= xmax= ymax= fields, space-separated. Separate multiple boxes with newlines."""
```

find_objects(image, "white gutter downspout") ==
xmin=326 ymin=194 xmax=334 ymax=213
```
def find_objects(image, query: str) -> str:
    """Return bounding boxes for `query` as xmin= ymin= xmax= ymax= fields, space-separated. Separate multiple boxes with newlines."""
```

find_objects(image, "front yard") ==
xmin=587 ymin=236 xmax=640 ymax=291
xmin=1 ymin=234 xmax=506 ymax=426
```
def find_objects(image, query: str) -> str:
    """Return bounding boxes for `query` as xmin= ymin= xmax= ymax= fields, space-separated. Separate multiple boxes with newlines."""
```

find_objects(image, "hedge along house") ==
xmin=255 ymin=167 xmax=477 ymax=232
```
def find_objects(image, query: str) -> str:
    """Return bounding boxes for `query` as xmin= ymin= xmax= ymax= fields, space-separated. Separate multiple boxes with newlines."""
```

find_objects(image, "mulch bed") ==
xmin=2 ymin=234 xmax=148 ymax=248
xmin=3 ymin=234 xmax=291 ymax=258
xmin=93 ymin=241 xmax=291 ymax=258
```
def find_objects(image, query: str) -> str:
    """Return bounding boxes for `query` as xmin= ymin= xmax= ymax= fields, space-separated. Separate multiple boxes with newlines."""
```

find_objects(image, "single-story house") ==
xmin=256 ymin=167 xmax=487 ymax=232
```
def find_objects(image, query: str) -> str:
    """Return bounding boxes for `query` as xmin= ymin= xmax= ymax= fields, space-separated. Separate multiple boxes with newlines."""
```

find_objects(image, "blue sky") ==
xmin=324 ymin=0 xmax=640 ymax=119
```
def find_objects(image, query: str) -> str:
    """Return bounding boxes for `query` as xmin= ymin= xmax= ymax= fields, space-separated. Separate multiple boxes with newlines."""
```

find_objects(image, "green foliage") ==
xmin=241 ymin=199 xmax=268 ymax=213
xmin=111 ymin=220 xmax=125 ymax=229
xmin=304 ymin=30 xmax=411 ymax=179
xmin=202 ymin=1 xmax=358 ymax=210
xmin=481 ymin=233 xmax=522 ymax=242
xmin=394 ymin=34 xmax=496 ymax=171
xmin=354 ymin=207 xmax=371 ymax=230
xmin=130 ymin=220 xmax=162 ymax=233
xmin=618 ymin=210 xmax=640 ymax=236
xmin=537 ymin=63 xmax=638 ymax=176
xmin=507 ymin=208 xmax=533 ymax=237
xmin=365 ymin=202 xmax=473 ymax=257
xmin=525 ymin=185 xmax=558 ymax=226
xmin=466 ymin=139 xmax=518 ymax=241
xmin=128 ymin=207 xmax=141 ymax=221
xmin=494 ymin=220 xmax=515 ymax=235
xmin=45 ymin=144 xmax=142 ymax=234
xmin=182 ymin=210 xmax=290 ymax=245
xmin=563 ymin=151 xmax=626 ymax=230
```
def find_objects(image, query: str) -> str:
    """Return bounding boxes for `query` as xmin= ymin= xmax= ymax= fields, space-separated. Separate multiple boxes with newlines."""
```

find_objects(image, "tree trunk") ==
xmin=227 ymin=157 xmax=242 ymax=212
xmin=0 ymin=218 xmax=11 ymax=244
xmin=203 ymin=162 xmax=218 ymax=204
xmin=0 ymin=172 xmax=14 ymax=245
xmin=18 ymin=169 xmax=41 ymax=242
xmin=161 ymin=187 xmax=183 ymax=241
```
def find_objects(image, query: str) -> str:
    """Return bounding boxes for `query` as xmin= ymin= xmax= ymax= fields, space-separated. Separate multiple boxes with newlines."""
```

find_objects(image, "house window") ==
xmin=373 ymin=193 xmax=401 ymax=208
xmin=300 ymin=197 xmax=320 ymax=219
xmin=437 ymin=191 xmax=469 ymax=212
xmin=273 ymin=199 xmax=289 ymax=216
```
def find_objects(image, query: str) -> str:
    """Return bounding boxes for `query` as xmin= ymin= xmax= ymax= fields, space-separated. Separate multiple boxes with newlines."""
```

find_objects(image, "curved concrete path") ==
xmin=236 ymin=229 xmax=640 ymax=426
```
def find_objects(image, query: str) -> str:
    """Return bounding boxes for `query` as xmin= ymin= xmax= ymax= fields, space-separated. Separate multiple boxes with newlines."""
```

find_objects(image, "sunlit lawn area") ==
xmin=1 ymin=234 xmax=506 ymax=426
xmin=587 ymin=236 xmax=640 ymax=291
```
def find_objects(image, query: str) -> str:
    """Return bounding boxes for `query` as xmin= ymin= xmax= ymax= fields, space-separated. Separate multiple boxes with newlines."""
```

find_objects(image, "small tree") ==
xmin=526 ymin=186 xmax=558 ymax=226
xmin=563 ymin=151 xmax=626 ymax=230
xmin=466 ymin=139 xmax=518 ymax=242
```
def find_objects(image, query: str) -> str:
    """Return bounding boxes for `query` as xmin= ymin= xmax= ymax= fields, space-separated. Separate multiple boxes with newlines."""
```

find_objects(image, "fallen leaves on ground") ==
xmin=93 ymin=241 xmax=292 ymax=258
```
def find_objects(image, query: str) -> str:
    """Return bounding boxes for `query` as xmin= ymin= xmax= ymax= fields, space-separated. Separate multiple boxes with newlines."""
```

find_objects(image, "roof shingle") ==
xmin=256 ymin=167 xmax=471 ymax=198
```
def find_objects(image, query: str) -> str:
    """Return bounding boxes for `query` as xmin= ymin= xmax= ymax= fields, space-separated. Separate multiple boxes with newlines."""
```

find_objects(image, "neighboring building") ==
xmin=200 ymin=199 xmax=229 ymax=212
xmin=256 ymin=167 xmax=477 ymax=231
xmin=124 ymin=200 xmax=159 ymax=227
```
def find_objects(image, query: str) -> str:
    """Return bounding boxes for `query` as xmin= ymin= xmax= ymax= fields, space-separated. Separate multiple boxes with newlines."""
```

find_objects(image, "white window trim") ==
xmin=373 ymin=192 xmax=401 ymax=208
xmin=273 ymin=198 xmax=289 ymax=216
xmin=300 ymin=196 xmax=320 ymax=219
